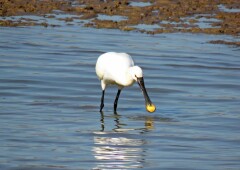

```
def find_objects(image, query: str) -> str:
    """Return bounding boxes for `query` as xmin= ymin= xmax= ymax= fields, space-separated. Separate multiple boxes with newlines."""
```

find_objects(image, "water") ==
xmin=218 ymin=4 xmax=240 ymax=13
xmin=0 ymin=25 xmax=240 ymax=170
xmin=132 ymin=24 xmax=161 ymax=31
xmin=97 ymin=14 xmax=128 ymax=21
xmin=130 ymin=2 xmax=152 ymax=7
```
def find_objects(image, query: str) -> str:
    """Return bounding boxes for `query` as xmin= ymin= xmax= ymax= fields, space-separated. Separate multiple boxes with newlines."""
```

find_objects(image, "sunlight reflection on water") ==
xmin=93 ymin=136 xmax=145 ymax=169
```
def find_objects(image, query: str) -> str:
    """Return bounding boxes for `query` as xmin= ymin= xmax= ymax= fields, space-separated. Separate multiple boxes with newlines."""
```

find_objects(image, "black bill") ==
xmin=137 ymin=77 xmax=153 ymax=106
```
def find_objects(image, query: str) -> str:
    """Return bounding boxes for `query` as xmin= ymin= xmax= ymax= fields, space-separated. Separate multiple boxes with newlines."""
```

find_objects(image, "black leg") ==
xmin=114 ymin=89 xmax=121 ymax=112
xmin=100 ymin=90 xmax=105 ymax=112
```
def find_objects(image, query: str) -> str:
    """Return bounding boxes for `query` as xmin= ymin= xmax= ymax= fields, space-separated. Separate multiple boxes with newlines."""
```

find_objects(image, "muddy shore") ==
xmin=0 ymin=0 xmax=239 ymax=46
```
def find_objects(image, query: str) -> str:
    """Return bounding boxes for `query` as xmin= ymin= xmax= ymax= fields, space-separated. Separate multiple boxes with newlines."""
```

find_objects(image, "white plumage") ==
xmin=96 ymin=52 xmax=156 ymax=113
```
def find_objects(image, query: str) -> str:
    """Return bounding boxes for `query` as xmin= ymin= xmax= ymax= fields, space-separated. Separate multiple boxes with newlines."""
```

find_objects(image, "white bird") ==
xmin=96 ymin=52 xmax=156 ymax=113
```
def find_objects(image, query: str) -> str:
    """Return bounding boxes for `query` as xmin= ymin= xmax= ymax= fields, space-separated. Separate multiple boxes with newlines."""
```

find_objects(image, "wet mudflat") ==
xmin=1 ymin=0 xmax=240 ymax=46
xmin=0 ymin=22 xmax=240 ymax=169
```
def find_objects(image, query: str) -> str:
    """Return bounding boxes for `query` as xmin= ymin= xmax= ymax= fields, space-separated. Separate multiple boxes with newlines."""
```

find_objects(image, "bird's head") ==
xmin=130 ymin=66 xmax=143 ymax=81
xmin=129 ymin=66 xmax=156 ymax=113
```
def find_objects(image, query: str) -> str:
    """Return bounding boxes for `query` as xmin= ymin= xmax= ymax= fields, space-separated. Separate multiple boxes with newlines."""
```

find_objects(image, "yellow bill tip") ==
xmin=146 ymin=103 xmax=156 ymax=113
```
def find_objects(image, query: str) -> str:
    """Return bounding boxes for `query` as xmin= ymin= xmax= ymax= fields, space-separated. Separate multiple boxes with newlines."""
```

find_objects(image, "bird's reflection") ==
xmin=93 ymin=111 xmax=155 ymax=169
xmin=100 ymin=111 xmax=105 ymax=131
xmin=99 ymin=111 xmax=154 ymax=132
xmin=99 ymin=111 xmax=125 ymax=132
xmin=144 ymin=116 xmax=154 ymax=130
xmin=113 ymin=111 xmax=121 ymax=130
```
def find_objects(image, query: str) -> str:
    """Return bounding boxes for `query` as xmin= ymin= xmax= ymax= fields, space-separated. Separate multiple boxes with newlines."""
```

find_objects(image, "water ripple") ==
xmin=0 ymin=27 xmax=239 ymax=169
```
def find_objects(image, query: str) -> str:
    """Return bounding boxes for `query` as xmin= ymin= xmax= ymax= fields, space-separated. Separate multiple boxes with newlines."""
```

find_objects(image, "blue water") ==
xmin=0 ymin=25 xmax=240 ymax=170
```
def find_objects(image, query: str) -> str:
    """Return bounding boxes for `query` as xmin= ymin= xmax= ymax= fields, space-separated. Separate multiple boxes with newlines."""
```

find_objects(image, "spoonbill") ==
xmin=96 ymin=52 xmax=156 ymax=113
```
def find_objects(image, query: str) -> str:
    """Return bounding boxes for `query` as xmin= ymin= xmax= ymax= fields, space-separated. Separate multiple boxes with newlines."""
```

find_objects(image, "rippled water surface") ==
xmin=0 ymin=25 xmax=240 ymax=170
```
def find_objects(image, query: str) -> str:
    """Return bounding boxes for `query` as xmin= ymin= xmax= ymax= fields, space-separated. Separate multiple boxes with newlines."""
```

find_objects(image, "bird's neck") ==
xmin=124 ymin=67 xmax=135 ymax=87
xmin=115 ymin=67 xmax=135 ymax=87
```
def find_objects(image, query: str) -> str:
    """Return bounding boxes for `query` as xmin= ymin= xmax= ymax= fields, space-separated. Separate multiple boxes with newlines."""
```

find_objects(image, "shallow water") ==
xmin=0 ymin=25 xmax=240 ymax=170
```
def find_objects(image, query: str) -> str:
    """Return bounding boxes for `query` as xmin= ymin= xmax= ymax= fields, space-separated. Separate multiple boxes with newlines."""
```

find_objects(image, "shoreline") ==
xmin=0 ymin=0 xmax=239 ymax=46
